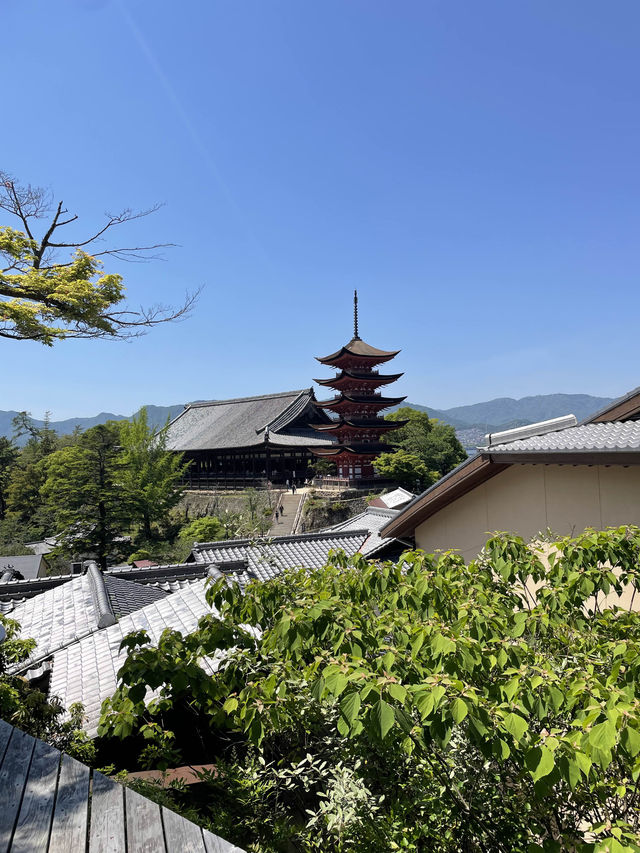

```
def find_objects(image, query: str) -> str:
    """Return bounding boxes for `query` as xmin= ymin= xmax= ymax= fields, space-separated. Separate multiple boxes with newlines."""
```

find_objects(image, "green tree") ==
xmin=179 ymin=516 xmax=226 ymax=545
xmin=384 ymin=407 xmax=467 ymax=477
xmin=0 ymin=172 xmax=195 ymax=344
xmin=373 ymin=448 xmax=436 ymax=491
xmin=41 ymin=423 xmax=130 ymax=568
xmin=0 ymin=437 xmax=18 ymax=520
xmin=101 ymin=527 xmax=640 ymax=852
xmin=4 ymin=412 xmax=61 ymax=536
xmin=118 ymin=408 xmax=187 ymax=542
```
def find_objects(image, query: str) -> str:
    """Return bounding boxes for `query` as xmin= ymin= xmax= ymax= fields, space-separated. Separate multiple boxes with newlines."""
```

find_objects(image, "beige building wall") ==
xmin=415 ymin=464 xmax=640 ymax=561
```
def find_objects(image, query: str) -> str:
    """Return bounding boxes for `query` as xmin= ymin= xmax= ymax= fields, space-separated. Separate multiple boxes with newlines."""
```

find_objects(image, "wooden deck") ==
xmin=0 ymin=719 xmax=244 ymax=852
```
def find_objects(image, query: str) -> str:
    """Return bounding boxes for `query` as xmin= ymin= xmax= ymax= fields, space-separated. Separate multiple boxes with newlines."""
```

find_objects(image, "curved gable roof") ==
xmin=164 ymin=389 xmax=322 ymax=451
xmin=316 ymin=337 xmax=400 ymax=364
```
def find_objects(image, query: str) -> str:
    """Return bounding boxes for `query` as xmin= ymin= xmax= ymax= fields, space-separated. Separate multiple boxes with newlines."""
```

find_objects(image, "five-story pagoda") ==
xmin=310 ymin=292 xmax=407 ymax=482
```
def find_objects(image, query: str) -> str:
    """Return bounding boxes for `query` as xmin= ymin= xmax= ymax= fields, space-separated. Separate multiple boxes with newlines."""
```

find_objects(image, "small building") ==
xmin=164 ymin=388 xmax=334 ymax=486
xmin=0 ymin=554 xmax=50 ymax=582
xmin=380 ymin=385 xmax=640 ymax=561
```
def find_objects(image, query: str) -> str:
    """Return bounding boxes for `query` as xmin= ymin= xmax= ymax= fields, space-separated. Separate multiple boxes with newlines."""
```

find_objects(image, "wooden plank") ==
xmin=0 ymin=727 xmax=36 ymax=850
xmin=89 ymin=772 xmax=125 ymax=853
xmin=48 ymin=753 xmax=90 ymax=853
xmin=11 ymin=739 xmax=61 ymax=853
xmin=0 ymin=718 xmax=13 ymax=763
xmin=161 ymin=807 xmax=205 ymax=852
xmin=202 ymin=827 xmax=245 ymax=853
xmin=125 ymin=785 xmax=166 ymax=853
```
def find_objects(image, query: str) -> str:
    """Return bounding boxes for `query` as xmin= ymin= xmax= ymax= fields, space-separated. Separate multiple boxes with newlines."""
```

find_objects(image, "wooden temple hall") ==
xmin=164 ymin=293 xmax=405 ymax=487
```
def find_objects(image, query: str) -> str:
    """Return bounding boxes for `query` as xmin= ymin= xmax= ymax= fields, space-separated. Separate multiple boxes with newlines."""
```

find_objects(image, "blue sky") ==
xmin=2 ymin=0 xmax=639 ymax=418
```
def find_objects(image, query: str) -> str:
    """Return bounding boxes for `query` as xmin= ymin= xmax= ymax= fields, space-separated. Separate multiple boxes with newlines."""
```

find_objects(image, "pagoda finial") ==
xmin=353 ymin=289 xmax=360 ymax=339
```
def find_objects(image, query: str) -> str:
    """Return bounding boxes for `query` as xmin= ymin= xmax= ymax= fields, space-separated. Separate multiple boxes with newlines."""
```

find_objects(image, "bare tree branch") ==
xmin=0 ymin=171 xmax=200 ymax=344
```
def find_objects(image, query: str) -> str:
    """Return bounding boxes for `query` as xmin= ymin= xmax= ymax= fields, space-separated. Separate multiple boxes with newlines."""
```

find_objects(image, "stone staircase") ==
xmin=269 ymin=492 xmax=305 ymax=536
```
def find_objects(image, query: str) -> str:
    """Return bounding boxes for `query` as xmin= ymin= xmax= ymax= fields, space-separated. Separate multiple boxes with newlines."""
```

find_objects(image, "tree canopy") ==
xmin=373 ymin=448 xmax=435 ymax=491
xmin=99 ymin=526 xmax=640 ymax=852
xmin=0 ymin=173 xmax=196 ymax=344
xmin=118 ymin=408 xmax=187 ymax=542
xmin=41 ymin=423 xmax=131 ymax=568
xmin=384 ymin=407 xmax=467 ymax=477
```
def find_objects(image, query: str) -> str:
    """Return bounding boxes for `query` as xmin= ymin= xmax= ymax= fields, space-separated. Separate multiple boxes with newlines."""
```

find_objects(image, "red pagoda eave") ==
xmin=314 ymin=373 xmax=403 ymax=391
xmin=316 ymin=395 xmax=407 ymax=414
xmin=311 ymin=419 xmax=407 ymax=434
xmin=311 ymin=446 xmax=385 ymax=458
xmin=316 ymin=336 xmax=400 ymax=367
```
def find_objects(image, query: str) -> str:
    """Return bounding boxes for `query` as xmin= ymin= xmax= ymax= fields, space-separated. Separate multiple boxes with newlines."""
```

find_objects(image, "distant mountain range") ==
xmin=0 ymin=393 xmax=615 ymax=450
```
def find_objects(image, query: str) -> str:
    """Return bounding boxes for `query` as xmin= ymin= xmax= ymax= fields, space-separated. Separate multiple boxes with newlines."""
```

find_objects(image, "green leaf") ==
xmin=503 ymin=712 xmax=529 ymax=742
xmin=222 ymin=697 xmax=238 ymax=714
xmin=525 ymin=745 xmax=555 ymax=782
xmin=621 ymin=725 xmax=640 ymax=757
xmin=381 ymin=651 xmax=395 ymax=671
xmin=387 ymin=682 xmax=407 ymax=703
xmin=549 ymin=686 xmax=564 ymax=713
xmin=589 ymin=720 xmax=617 ymax=752
xmin=450 ymin=697 xmax=468 ymax=723
xmin=502 ymin=676 xmax=520 ymax=702
xmin=415 ymin=691 xmax=434 ymax=720
xmin=325 ymin=671 xmax=348 ymax=697
xmin=370 ymin=698 xmax=395 ymax=740
xmin=401 ymin=735 xmax=415 ymax=755
xmin=340 ymin=691 xmax=361 ymax=727
xmin=337 ymin=715 xmax=350 ymax=737
xmin=410 ymin=630 xmax=425 ymax=656
xmin=310 ymin=676 xmax=325 ymax=701
xmin=431 ymin=633 xmax=455 ymax=656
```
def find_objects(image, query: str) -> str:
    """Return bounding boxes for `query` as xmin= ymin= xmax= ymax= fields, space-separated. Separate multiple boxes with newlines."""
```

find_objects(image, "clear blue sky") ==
xmin=2 ymin=0 xmax=639 ymax=418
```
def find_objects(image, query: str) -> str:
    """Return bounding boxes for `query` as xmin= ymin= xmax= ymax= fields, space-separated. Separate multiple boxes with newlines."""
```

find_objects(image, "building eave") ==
xmin=583 ymin=386 xmax=640 ymax=424
xmin=379 ymin=455 xmax=509 ymax=539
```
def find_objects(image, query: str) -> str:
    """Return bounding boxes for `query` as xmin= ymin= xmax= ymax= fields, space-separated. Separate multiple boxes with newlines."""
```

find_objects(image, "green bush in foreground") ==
xmin=100 ymin=527 xmax=640 ymax=852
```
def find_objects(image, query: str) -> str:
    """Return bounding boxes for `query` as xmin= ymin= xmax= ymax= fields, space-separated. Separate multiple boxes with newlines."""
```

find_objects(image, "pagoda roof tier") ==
xmin=316 ymin=393 xmax=407 ymax=414
xmin=314 ymin=370 xmax=404 ymax=390
xmin=311 ymin=418 xmax=408 ymax=433
xmin=311 ymin=443 xmax=392 ymax=457
xmin=316 ymin=336 xmax=400 ymax=368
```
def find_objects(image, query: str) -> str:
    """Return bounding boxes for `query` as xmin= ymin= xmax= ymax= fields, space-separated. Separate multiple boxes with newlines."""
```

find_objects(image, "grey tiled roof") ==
xmin=9 ymin=575 xmax=98 ymax=669
xmin=191 ymin=530 xmax=368 ymax=583
xmin=103 ymin=574 xmax=167 ymax=617
xmin=48 ymin=580 xmax=216 ymax=736
xmin=0 ymin=555 xmax=47 ymax=580
xmin=8 ymin=571 xmax=170 ymax=672
xmin=164 ymin=388 xmax=333 ymax=451
xmin=483 ymin=421 xmax=640 ymax=454
xmin=320 ymin=506 xmax=400 ymax=556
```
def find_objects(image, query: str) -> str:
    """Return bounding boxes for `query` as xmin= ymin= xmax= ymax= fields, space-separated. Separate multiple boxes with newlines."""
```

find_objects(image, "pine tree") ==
xmin=41 ymin=423 xmax=131 ymax=568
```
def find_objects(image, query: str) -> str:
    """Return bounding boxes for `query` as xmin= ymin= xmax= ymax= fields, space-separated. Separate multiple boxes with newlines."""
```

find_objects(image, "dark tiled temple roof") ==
xmin=164 ymin=388 xmax=333 ymax=451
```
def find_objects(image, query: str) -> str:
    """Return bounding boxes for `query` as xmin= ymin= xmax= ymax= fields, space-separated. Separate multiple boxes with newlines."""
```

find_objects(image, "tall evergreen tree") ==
xmin=0 ymin=438 xmax=18 ymax=521
xmin=118 ymin=408 xmax=187 ymax=542
xmin=41 ymin=423 xmax=130 ymax=568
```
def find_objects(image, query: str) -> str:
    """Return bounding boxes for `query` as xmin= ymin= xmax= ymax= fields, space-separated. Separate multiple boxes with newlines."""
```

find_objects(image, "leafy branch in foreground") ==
xmin=100 ymin=527 xmax=640 ymax=852
xmin=0 ymin=172 xmax=198 ymax=344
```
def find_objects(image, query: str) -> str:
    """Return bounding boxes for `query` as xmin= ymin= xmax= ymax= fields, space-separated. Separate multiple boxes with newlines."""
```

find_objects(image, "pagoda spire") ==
xmin=353 ymin=290 xmax=360 ymax=340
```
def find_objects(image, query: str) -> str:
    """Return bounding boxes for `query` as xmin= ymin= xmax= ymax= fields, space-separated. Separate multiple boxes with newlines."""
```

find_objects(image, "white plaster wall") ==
xmin=415 ymin=464 xmax=640 ymax=561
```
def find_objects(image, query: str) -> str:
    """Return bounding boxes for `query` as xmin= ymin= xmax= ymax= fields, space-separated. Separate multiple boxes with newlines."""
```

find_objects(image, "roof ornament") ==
xmin=353 ymin=289 xmax=360 ymax=340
